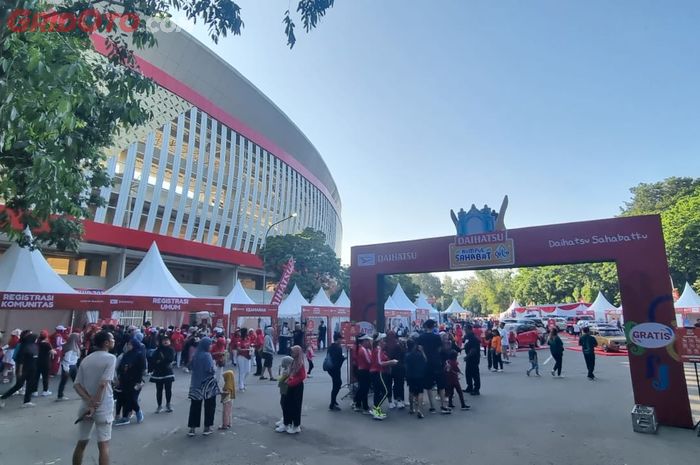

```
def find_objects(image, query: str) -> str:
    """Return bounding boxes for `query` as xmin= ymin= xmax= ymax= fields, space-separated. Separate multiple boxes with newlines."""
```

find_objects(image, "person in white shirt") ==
xmin=57 ymin=333 xmax=81 ymax=400
xmin=498 ymin=323 xmax=510 ymax=363
xmin=72 ymin=331 xmax=116 ymax=465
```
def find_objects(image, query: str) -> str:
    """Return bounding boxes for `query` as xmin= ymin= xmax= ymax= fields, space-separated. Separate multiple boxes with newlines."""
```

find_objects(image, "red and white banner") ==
xmin=270 ymin=258 xmax=295 ymax=306
xmin=230 ymin=304 xmax=279 ymax=339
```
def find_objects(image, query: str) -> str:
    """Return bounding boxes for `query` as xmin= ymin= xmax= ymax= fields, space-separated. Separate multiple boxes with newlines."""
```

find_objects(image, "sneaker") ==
xmin=526 ymin=371 xmax=530 ymax=377
xmin=352 ymin=405 xmax=361 ymax=412
xmin=203 ymin=428 xmax=212 ymax=436
xmin=21 ymin=402 xmax=36 ymax=408
xmin=329 ymin=405 xmax=341 ymax=411
xmin=440 ymin=407 xmax=452 ymax=414
xmin=417 ymin=411 xmax=424 ymax=419
xmin=362 ymin=410 xmax=373 ymax=416
xmin=287 ymin=425 xmax=301 ymax=434
xmin=388 ymin=401 xmax=396 ymax=409
xmin=259 ymin=376 xmax=268 ymax=380
xmin=429 ymin=408 xmax=437 ymax=414
xmin=536 ymin=373 xmax=541 ymax=377
xmin=114 ymin=417 xmax=130 ymax=426
xmin=461 ymin=405 xmax=471 ymax=411
xmin=136 ymin=411 xmax=144 ymax=423
xmin=448 ymin=404 xmax=455 ymax=409
xmin=497 ymin=369 xmax=503 ymax=372
xmin=275 ymin=424 xmax=288 ymax=433
xmin=155 ymin=406 xmax=163 ymax=414
xmin=372 ymin=410 xmax=386 ymax=421
xmin=275 ymin=418 xmax=284 ymax=427
xmin=165 ymin=404 xmax=173 ymax=413
xmin=269 ymin=377 xmax=277 ymax=381
xmin=551 ymin=370 xmax=555 ymax=377
xmin=409 ymin=408 xmax=415 ymax=415
xmin=0 ymin=400 xmax=5 ymax=408
xmin=397 ymin=401 xmax=406 ymax=409
xmin=56 ymin=396 xmax=70 ymax=401
xmin=187 ymin=428 xmax=196 ymax=437
xmin=32 ymin=392 xmax=39 ymax=397
xmin=183 ymin=368 xmax=190 ymax=374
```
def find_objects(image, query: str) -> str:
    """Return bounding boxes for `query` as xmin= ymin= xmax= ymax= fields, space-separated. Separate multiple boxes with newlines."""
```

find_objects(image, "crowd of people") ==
xmin=0 ymin=314 xmax=603 ymax=465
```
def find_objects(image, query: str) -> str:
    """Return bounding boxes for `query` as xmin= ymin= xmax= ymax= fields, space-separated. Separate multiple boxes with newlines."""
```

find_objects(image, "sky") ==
xmin=171 ymin=0 xmax=700 ymax=265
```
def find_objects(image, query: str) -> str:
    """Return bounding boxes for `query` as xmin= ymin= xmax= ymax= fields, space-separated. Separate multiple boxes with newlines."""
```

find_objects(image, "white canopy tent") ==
xmin=334 ymin=290 xmax=350 ymax=308
xmin=310 ymin=288 xmax=334 ymax=307
xmin=384 ymin=295 xmax=401 ymax=311
xmin=278 ymin=284 xmax=309 ymax=320
xmin=223 ymin=279 xmax=255 ymax=313
xmin=392 ymin=283 xmax=417 ymax=311
xmin=588 ymin=292 xmax=620 ymax=322
xmin=107 ymin=242 xmax=193 ymax=297
xmin=0 ymin=242 xmax=77 ymax=294
xmin=106 ymin=242 xmax=193 ymax=327
xmin=444 ymin=298 xmax=466 ymax=315
xmin=675 ymin=282 xmax=700 ymax=327
xmin=0 ymin=242 xmax=77 ymax=331
xmin=414 ymin=292 xmax=439 ymax=321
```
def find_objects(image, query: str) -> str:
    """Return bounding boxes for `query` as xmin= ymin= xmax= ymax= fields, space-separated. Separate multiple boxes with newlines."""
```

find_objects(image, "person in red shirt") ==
xmin=369 ymin=333 xmax=398 ymax=420
xmin=253 ymin=329 xmax=264 ymax=377
xmin=282 ymin=345 xmax=307 ymax=434
xmin=445 ymin=351 xmax=470 ymax=410
xmin=352 ymin=335 xmax=373 ymax=414
xmin=236 ymin=328 xmax=253 ymax=391
xmin=229 ymin=329 xmax=241 ymax=366
xmin=211 ymin=329 xmax=228 ymax=368
xmin=170 ymin=328 xmax=185 ymax=367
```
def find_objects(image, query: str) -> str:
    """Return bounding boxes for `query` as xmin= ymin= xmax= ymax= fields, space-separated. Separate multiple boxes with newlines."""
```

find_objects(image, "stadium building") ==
xmin=0 ymin=29 xmax=342 ymax=310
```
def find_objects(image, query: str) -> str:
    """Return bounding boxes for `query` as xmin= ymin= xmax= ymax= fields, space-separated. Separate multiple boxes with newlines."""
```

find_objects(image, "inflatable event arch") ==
xmin=350 ymin=203 xmax=692 ymax=429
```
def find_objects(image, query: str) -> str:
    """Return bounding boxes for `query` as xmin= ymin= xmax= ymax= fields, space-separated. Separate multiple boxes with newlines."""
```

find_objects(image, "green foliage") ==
xmin=512 ymin=264 xmax=619 ymax=306
xmin=1 ymin=0 xmax=332 ymax=250
xmin=330 ymin=265 xmax=349 ymax=301
xmin=259 ymin=228 xmax=341 ymax=300
xmin=662 ymin=187 xmax=700 ymax=286
xmin=620 ymin=177 xmax=700 ymax=216
xmin=408 ymin=274 xmax=443 ymax=302
xmin=383 ymin=274 xmax=420 ymax=306
xmin=462 ymin=270 xmax=515 ymax=316
xmin=0 ymin=26 xmax=153 ymax=250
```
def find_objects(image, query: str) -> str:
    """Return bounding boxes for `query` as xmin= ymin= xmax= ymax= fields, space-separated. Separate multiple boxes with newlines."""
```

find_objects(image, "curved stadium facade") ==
xmin=1 ymin=29 xmax=342 ymax=311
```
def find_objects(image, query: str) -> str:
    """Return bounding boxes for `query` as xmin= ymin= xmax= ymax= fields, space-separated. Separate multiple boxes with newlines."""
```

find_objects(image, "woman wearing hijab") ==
xmin=187 ymin=337 xmax=220 ymax=437
xmin=282 ymin=345 xmax=307 ymax=434
xmin=57 ymin=333 xmax=81 ymax=401
xmin=0 ymin=333 xmax=39 ymax=407
xmin=236 ymin=328 xmax=252 ymax=392
xmin=150 ymin=335 xmax=176 ymax=413
xmin=114 ymin=338 xmax=146 ymax=425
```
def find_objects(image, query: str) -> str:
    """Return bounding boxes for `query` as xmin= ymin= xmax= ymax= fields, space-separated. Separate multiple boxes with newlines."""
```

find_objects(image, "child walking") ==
xmin=219 ymin=370 xmax=236 ymax=430
xmin=445 ymin=351 xmax=470 ymax=411
xmin=526 ymin=344 xmax=540 ymax=376
xmin=491 ymin=330 xmax=504 ymax=372
xmin=306 ymin=345 xmax=314 ymax=377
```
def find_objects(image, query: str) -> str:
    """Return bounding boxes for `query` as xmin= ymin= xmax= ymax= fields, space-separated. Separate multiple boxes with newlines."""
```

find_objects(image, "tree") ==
xmin=259 ymin=228 xmax=341 ymax=300
xmin=620 ymin=177 xmax=700 ymax=216
xmin=329 ymin=265 xmax=349 ymax=301
xmin=409 ymin=273 xmax=443 ymax=301
xmin=1 ymin=0 xmax=333 ymax=250
xmin=512 ymin=264 xmax=620 ymax=306
xmin=462 ymin=270 xmax=514 ymax=316
xmin=662 ymin=187 xmax=700 ymax=286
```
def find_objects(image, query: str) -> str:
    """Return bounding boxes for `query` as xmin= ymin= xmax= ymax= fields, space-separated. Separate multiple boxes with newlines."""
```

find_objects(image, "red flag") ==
xmin=271 ymin=258 xmax=295 ymax=305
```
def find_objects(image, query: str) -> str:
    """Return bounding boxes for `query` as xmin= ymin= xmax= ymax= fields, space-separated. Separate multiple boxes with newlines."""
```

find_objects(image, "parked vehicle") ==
xmin=547 ymin=317 xmax=567 ymax=331
xmin=592 ymin=327 xmax=627 ymax=352
xmin=504 ymin=323 xmax=541 ymax=347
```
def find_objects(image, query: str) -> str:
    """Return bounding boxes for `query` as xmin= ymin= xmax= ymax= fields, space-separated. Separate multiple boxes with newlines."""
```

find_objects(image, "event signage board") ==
xmin=340 ymin=321 xmax=360 ymax=347
xmin=108 ymin=295 xmax=224 ymax=314
xmin=449 ymin=231 xmax=515 ymax=270
xmin=675 ymin=328 xmax=700 ymax=363
xmin=0 ymin=292 xmax=104 ymax=311
xmin=629 ymin=322 xmax=675 ymax=349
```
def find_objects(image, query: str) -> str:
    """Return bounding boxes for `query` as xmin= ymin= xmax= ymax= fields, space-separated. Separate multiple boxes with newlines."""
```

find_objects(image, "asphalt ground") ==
xmin=1 ymin=345 xmax=699 ymax=465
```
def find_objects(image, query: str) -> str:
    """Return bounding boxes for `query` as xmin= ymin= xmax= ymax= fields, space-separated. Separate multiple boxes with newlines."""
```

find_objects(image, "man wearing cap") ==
xmin=327 ymin=332 xmax=346 ymax=411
